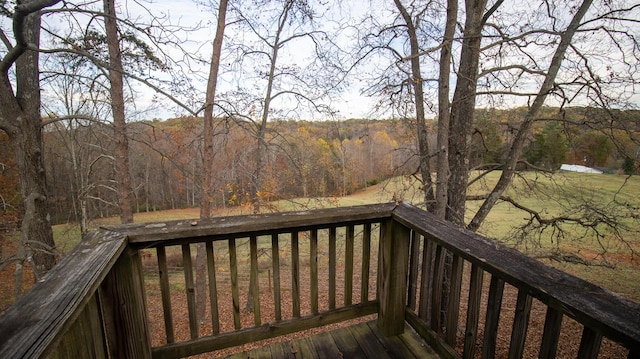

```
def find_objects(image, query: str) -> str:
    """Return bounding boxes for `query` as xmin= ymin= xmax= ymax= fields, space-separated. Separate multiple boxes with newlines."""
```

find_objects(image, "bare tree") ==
xmin=104 ymin=0 xmax=133 ymax=223
xmin=227 ymin=0 xmax=337 ymax=213
xmin=0 ymin=0 xmax=61 ymax=287
xmin=468 ymin=0 xmax=593 ymax=230
xmin=197 ymin=0 xmax=229 ymax=326
xmin=393 ymin=0 xmax=436 ymax=212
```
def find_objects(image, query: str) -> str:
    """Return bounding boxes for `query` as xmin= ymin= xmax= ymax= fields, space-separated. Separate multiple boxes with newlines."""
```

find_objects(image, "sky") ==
xmin=1 ymin=0 xmax=638 ymax=122
xmin=117 ymin=0 xmax=380 ymax=121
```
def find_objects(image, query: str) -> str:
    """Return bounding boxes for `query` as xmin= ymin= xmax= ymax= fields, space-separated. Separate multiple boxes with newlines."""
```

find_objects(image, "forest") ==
xmin=0 ymin=0 xmax=639 ymax=286
xmin=2 ymin=106 xmax=637 ymax=230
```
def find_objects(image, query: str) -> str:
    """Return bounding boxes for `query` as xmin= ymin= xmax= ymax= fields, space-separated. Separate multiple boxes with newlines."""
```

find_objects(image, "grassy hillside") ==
xmin=51 ymin=171 xmax=640 ymax=301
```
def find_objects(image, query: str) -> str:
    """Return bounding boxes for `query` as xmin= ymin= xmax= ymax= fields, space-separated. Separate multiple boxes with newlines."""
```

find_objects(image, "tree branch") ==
xmin=0 ymin=0 xmax=61 ymax=73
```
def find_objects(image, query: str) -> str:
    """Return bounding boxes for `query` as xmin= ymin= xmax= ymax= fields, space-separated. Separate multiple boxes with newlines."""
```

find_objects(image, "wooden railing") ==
xmin=393 ymin=204 xmax=640 ymax=359
xmin=0 ymin=202 xmax=638 ymax=359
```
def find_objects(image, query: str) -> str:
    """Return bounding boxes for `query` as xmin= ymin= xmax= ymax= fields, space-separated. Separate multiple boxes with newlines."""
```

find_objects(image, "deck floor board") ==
xmin=224 ymin=320 xmax=439 ymax=359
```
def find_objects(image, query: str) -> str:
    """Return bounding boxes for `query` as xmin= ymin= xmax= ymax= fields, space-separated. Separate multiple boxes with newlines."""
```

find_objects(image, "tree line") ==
xmin=1 ymin=106 xmax=631 ymax=230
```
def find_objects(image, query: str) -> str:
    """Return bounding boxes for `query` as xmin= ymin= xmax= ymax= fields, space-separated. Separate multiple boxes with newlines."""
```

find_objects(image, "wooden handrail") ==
xmin=0 ymin=230 xmax=127 ymax=358
xmin=102 ymin=202 xmax=397 ymax=245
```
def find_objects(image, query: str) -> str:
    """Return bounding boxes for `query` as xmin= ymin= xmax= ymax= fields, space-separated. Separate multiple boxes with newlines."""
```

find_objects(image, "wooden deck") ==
xmin=224 ymin=321 xmax=439 ymax=359
xmin=2 ymin=203 xmax=639 ymax=358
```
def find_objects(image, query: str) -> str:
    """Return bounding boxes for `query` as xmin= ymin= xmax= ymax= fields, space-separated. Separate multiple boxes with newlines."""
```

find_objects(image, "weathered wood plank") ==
xmin=250 ymin=235 xmax=261 ymax=325
xmin=405 ymin=310 xmax=460 ymax=359
xmin=445 ymin=254 xmax=464 ymax=346
xmin=228 ymin=238 xmax=241 ymax=330
xmin=508 ymin=289 xmax=533 ymax=359
xmin=348 ymin=320 xmax=393 ymax=359
xmin=367 ymin=321 xmax=418 ymax=358
xmin=271 ymin=234 xmax=282 ymax=321
xmin=393 ymin=203 xmax=640 ymax=351
xmin=377 ymin=219 xmax=410 ymax=336
xmin=482 ymin=275 xmax=505 ymax=359
xmin=397 ymin=323 xmax=441 ymax=358
xmin=49 ymin=294 xmax=107 ymax=359
xmin=345 ymin=224 xmax=354 ymax=306
xmin=101 ymin=246 xmax=152 ymax=358
xmin=329 ymin=324 xmax=368 ymax=359
xmin=329 ymin=226 xmax=337 ymax=310
xmin=361 ymin=223 xmax=372 ymax=303
xmin=291 ymin=337 xmax=319 ymax=359
xmin=309 ymin=331 xmax=342 ymax=358
xmin=156 ymin=246 xmax=175 ymax=343
xmin=269 ymin=340 xmax=296 ymax=359
xmin=463 ymin=264 xmax=484 ymax=359
xmin=291 ymin=231 xmax=301 ymax=317
xmin=105 ymin=202 xmax=397 ymax=244
xmin=0 ymin=230 xmax=127 ymax=359
xmin=205 ymin=241 xmax=220 ymax=334
xmin=418 ymin=238 xmax=435 ymax=321
xmin=577 ymin=326 xmax=602 ymax=359
xmin=151 ymin=302 xmax=377 ymax=358
xmin=407 ymin=231 xmax=421 ymax=311
xmin=430 ymin=244 xmax=446 ymax=333
xmin=181 ymin=244 xmax=198 ymax=339
xmin=310 ymin=229 xmax=319 ymax=314
xmin=538 ymin=307 xmax=563 ymax=359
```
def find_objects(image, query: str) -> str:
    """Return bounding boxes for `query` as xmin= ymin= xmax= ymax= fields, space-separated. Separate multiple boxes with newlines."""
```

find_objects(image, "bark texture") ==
xmin=104 ymin=0 xmax=134 ymax=224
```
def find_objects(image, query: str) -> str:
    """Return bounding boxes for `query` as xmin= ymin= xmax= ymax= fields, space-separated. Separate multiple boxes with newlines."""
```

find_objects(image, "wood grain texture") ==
xmin=0 ymin=230 xmax=126 ymax=359
xmin=393 ymin=203 xmax=640 ymax=352
xmin=377 ymin=219 xmax=410 ymax=337
xmin=104 ymin=202 xmax=396 ymax=244
xmin=152 ymin=302 xmax=377 ymax=358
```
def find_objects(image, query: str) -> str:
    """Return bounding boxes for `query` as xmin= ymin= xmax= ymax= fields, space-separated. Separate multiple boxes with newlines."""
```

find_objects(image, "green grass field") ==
xmin=51 ymin=171 xmax=640 ymax=301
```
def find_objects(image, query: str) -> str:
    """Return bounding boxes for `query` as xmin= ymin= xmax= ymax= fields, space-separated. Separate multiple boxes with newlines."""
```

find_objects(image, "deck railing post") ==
xmin=377 ymin=218 xmax=411 ymax=336
xmin=100 ymin=246 xmax=152 ymax=358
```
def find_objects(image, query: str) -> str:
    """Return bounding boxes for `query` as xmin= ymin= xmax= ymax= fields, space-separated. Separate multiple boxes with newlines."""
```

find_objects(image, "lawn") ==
xmin=4 ymin=171 xmax=638 ymax=305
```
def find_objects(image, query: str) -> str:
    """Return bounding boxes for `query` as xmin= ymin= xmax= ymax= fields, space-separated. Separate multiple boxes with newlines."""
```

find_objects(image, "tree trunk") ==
xmin=446 ymin=0 xmax=488 ymax=226
xmin=13 ymin=2 xmax=56 ymax=278
xmin=435 ymin=0 xmax=457 ymax=219
xmin=393 ymin=0 xmax=435 ymax=212
xmin=198 ymin=0 xmax=228 ymax=324
xmin=104 ymin=0 xmax=134 ymax=224
xmin=468 ymin=0 xmax=594 ymax=232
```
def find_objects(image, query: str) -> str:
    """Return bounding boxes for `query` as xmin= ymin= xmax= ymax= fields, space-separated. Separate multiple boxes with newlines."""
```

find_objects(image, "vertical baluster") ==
xmin=407 ymin=231 xmax=421 ymax=311
xmin=249 ymin=236 xmax=261 ymax=325
xmin=361 ymin=223 xmax=372 ymax=303
xmin=156 ymin=246 xmax=174 ymax=343
xmin=418 ymin=238 xmax=435 ymax=321
xmin=482 ymin=275 xmax=505 ymax=359
xmin=508 ymin=290 xmax=533 ymax=359
xmin=577 ymin=327 xmax=602 ymax=359
xmin=205 ymin=242 xmax=219 ymax=334
xmin=310 ymin=229 xmax=318 ymax=314
xmin=377 ymin=222 xmax=385 ymax=302
xmin=345 ymin=224 xmax=354 ymax=306
xmin=291 ymin=231 xmax=301 ymax=317
xmin=431 ymin=245 xmax=446 ymax=333
xmin=228 ymin=238 xmax=241 ymax=330
xmin=329 ymin=226 xmax=336 ymax=310
xmin=181 ymin=244 xmax=198 ymax=339
xmin=271 ymin=234 xmax=282 ymax=321
xmin=445 ymin=254 xmax=464 ymax=346
xmin=463 ymin=264 xmax=484 ymax=359
xmin=539 ymin=307 xmax=563 ymax=359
